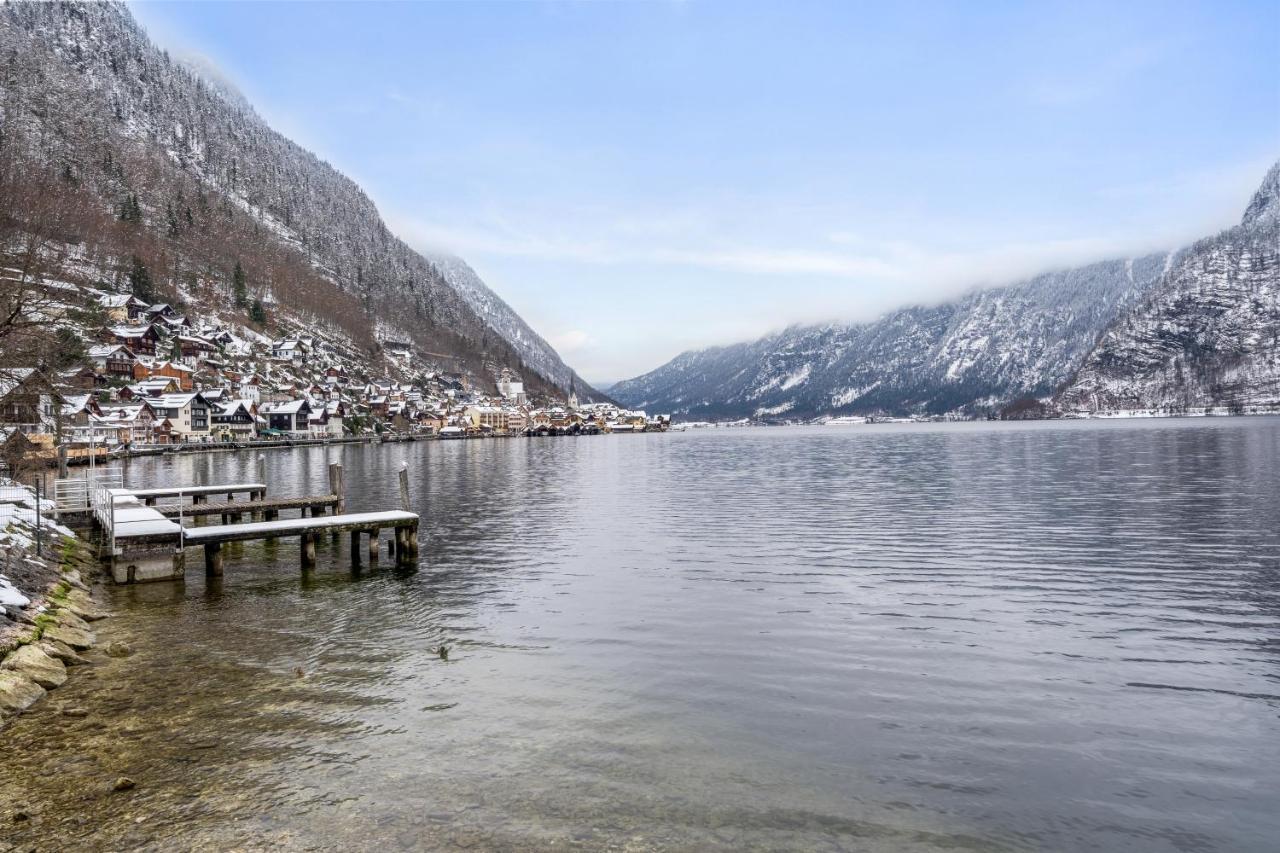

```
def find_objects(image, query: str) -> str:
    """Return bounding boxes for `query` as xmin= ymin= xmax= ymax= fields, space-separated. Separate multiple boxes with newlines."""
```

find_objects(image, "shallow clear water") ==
xmin=3 ymin=419 xmax=1279 ymax=851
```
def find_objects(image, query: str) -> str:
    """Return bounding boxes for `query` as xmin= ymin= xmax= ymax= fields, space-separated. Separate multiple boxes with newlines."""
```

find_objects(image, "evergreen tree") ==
xmin=232 ymin=260 xmax=248 ymax=308
xmin=119 ymin=193 xmax=142 ymax=223
xmin=128 ymin=255 xmax=154 ymax=302
xmin=249 ymin=298 xmax=267 ymax=325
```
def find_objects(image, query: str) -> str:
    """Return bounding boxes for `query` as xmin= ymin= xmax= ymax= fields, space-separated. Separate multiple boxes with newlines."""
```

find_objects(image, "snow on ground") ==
xmin=1 ymin=480 xmax=76 ymax=612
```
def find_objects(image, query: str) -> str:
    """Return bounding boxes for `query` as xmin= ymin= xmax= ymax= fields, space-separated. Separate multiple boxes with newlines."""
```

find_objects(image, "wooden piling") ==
xmin=350 ymin=530 xmax=361 ymax=565
xmin=204 ymin=542 xmax=223 ymax=577
xmin=367 ymin=530 xmax=380 ymax=562
xmin=399 ymin=465 xmax=410 ymax=512
xmin=330 ymin=463 xmax=346 ymax=515
xmin=301 ymin=533 xmax=317 ymax=569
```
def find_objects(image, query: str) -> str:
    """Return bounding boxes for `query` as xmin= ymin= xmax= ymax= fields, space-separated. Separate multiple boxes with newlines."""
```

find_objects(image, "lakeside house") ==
xmin=7 ymin=285 xmax=669 ymax=464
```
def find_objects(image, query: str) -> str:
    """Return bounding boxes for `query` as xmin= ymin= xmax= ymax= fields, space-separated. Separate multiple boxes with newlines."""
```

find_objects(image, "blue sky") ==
xmin=130 ymin=0 xmax=1279 ymax=386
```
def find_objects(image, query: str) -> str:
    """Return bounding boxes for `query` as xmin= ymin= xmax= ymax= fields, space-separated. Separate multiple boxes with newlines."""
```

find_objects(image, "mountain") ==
xmin=1056 ymin=163 xmax=1280 ymax=413
xmin=0 ymin=1 xmax=595 ymax=398
xmin=423 ymin=252 xmax=598 ymax=397
xmin=613 ymin=256 xmax=1168 ymax=419
xmin=614 ymin=163 xmax=1280 ymax=420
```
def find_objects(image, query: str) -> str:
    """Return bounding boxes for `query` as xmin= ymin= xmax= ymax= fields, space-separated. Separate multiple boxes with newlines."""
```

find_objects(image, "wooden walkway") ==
xmin=134 ymin=482 xmax=266 ymax=505
xmin=102 ymin=464 xmax=420 ymax=583
xmin=185 ymin=511 xmax=420 ymax=576
xmin=153 ymin=493 xmax=339 ymax=520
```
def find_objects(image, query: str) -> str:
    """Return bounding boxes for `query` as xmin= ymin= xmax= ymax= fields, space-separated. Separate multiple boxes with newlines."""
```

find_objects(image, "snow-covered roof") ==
xmin=261 ymin=399 xmax=309 ymax=415
xmin=88 ymin=344 xmax=134 ymax=359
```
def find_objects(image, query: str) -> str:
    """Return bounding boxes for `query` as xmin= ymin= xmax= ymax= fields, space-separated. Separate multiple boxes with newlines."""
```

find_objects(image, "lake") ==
xmin=3 ymin=418 xmax=1279 ymax=851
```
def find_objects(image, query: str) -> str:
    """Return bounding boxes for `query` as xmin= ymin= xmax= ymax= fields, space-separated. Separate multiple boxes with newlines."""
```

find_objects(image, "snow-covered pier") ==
xmin=130 ymin=482 xmax=267 ymax=505
xmin=88 ymin=464 xmax=418 ymax=583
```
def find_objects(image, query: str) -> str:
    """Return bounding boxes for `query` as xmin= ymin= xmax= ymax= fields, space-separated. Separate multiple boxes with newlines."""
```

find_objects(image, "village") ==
xmin=1 ymin=289 xmax=669 ymax=470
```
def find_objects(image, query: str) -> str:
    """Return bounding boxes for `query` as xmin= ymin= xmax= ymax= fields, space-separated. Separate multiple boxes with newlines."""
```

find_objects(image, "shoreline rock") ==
xmin=2 ymin=644 xmax=67 ymax=690
xmin=0 ymin=543 xmax=109 ymax=729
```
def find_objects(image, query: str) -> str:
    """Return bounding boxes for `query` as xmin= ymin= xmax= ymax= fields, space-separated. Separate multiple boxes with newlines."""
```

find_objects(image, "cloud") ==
xmin=389 ymin=211 xmax=1168 ymax=301
xmin=551 ymin=329 xmax=591 ymax=352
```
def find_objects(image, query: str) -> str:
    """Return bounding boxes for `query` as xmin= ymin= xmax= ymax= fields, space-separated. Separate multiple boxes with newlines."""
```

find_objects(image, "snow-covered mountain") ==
xmin=613 ymin=256 xmax=1168 ymax=419
xmin=0 ymin=1 xmax=595 ymax=398
xmin=1056 ymin=163 xmax=1280 ymax=412
xmin=615 ymin=163 xmax=1280 ymax=420
xmin=424 ymin=252 xmax=598 ymax=398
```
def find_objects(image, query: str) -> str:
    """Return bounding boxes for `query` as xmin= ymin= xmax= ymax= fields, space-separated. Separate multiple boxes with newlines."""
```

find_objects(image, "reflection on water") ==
xmin=3 ymin=419 xmax=1279 ymax=851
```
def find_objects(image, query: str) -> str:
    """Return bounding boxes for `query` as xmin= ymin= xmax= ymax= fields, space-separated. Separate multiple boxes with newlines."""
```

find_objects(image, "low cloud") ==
xmin=551 ymin=329 xmax=591 ymax=352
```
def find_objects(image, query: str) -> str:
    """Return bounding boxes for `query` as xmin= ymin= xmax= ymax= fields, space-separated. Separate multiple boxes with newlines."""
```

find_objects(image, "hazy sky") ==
xmin=130 ymin=0 xmax=1279 ymax=386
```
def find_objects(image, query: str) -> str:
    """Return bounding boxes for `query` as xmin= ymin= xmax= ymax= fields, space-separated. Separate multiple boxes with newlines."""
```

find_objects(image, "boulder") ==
xmin=42 ymin=623 xmax=95 ymax=650
xmin=2 ymin=644 xmax=67 ymax=689
xmin=0 ymin=670 xmax=45 ymax=717
xmin=105 ymin=641 xmax=132 ymax=658
xmin=62 ymin=590 xmax=106 ymax=622
xmin=39 ymin=638 xmax=92 ymax=666
xmin=55 ymin=608 xmax=92 ymax=632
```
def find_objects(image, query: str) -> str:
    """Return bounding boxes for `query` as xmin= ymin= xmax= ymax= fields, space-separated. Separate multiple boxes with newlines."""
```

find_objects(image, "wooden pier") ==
xmin=99 ymin=463 xmax=418 ymax=583
xmin=152 ymin=493 xmax=340 ymax=522
xmin=187 ymin=511 xmax=419 ymax=577
xmin=132 ymin=482 xmax=267 ymax=505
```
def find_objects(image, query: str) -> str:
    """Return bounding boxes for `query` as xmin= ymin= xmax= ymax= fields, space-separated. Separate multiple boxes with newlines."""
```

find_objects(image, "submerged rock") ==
xmin=0 ymin=670 xmax=46 ymax=717
xmin=2 ymin=644 xmax=67 ymax=689
xmin=105 ymin=641 xmax=132 ymax=658
xmin=112 ymin=776 xmax=136 ymax=792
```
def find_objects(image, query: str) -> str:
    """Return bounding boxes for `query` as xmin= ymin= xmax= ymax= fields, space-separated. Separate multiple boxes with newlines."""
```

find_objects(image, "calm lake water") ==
xmin=3 ymin=419 xmax=1279 ymax=851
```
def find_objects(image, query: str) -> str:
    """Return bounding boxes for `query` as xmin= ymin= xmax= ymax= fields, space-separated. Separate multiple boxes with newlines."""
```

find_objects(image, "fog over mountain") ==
xmin=613 ymin=162 xmax=1280 ymax=419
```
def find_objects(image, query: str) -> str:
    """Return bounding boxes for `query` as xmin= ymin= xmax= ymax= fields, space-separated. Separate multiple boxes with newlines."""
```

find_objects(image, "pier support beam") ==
xmin=204 ymin=542 xmax=223 ymax=577
xmin=394 ymin=527 xmax=407 ymax=563
xmin=350 ymin=530 xmax=361 ymax=565
xmin=301 ymin=533 xmax=317 ymax=569
xmin=368 ymin=530 xmax=380 ymax=563
xmin=330 ymin=463 xmax=346 ymax=515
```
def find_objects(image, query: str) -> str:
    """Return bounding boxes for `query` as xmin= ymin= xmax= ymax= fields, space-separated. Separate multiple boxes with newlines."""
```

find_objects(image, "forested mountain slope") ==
xmin=613 ymin=255 xmax=1167 ymax=419
xmin=0 ymin=1 xmax=595 ymax=397
xmin=615 ymin=162 xmax=1279 ymax=420
xmin=1056 ymin=162 xmax=1280 ymax=412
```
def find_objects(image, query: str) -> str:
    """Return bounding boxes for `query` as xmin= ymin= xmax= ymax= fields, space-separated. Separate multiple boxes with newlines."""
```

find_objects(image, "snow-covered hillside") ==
xmin=613 ymin=255 xmax=1167 ymax=419
xmin=0 ymin=1 xmax=593 ymax=397
xmin=1056 ymin=163 xmax=1280 ymax=412
xmin=615 ymin=162 xmax=1280 ymax=420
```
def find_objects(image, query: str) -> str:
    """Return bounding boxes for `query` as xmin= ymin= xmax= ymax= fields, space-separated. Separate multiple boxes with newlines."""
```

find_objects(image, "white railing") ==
xmin=91 ymin=481 xmax=118 ymax=555
xmin=54 ymin=468 xmax=124 ymax=512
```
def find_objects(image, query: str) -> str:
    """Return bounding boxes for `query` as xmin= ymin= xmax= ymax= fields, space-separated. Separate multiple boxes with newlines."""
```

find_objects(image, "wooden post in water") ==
xmin=394 ymin=527 xmax=408 ymax=564
xmin=399 ymin=464 xmax=410 ymax=512
xmin=301 ymin=532 xmax=317 ymax=569
xmin=368 ymin=530 xmax=380 ymax=562
xmin=330 ymin=463 xmax=345 ymax=515
xmin=350 ymin=530 xmax=361 ymax=565
xmin=204 ymin=542 xmax=223 ymax=577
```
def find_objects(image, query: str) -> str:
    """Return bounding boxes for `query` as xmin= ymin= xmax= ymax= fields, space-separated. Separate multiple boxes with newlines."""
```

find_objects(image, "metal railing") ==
xmin=54 ymin=468 xmax=123 ymax=512
xmin=91 ymin=481 xmax=118 ymax=555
